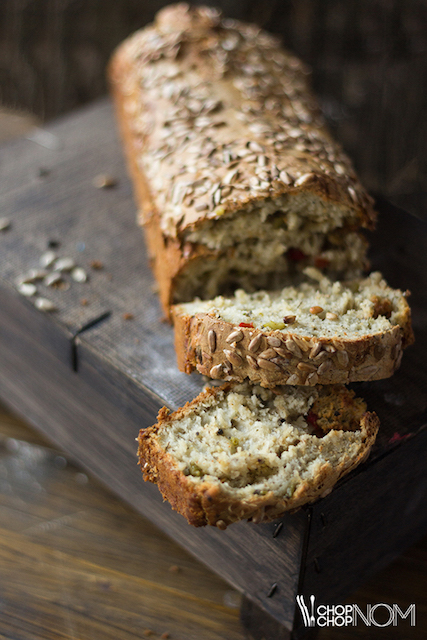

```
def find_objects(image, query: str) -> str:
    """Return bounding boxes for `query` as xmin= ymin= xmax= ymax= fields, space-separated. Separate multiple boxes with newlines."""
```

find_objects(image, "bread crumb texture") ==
xmin=138 ymin=382 xmax=379 ymax=527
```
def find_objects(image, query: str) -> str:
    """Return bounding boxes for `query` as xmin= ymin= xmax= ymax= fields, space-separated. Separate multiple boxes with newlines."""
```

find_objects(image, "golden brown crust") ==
xmin=172 ymin=298 xmax=414 ymax=387
xmin=138 ymin=384 xmax=379 ymax=528
xmin=109 ymin=4 xmax=376 ymax=314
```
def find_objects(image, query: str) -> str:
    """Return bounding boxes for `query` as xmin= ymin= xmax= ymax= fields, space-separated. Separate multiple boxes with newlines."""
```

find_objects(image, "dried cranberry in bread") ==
xmin=172 ymin=271 xmax=414 ymax=387
xmin=109 ymin=4 xmax=376 ymax=315
xmin=138 ymin=382 xmax=379 ymax=528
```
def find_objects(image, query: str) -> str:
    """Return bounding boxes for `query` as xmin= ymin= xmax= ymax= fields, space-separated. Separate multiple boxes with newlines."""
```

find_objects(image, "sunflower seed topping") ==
xmin=226 ymin=330 xmax=243 ymax=344
xmin=309 ymin=342 xmax=322 ymax=359
xmin=336 ymin=350 xmax=349 ymax=367
xmin=307 ymin=372 xmax=319 ymax=385
xmin=208 ymin=329 xmax=217 ymax=353
xmin=297 ymin=362 xmax=317 ymax=372
xmin=248 ymin=334 xmax=263 ymax=353
xmin=285 ymin=340 xmax=302 ymax=358
xmin=267 ymin=336 xmax=282 ymax=348
xmin=224 ymin=349 xmax=243 ymax=366
xmin=257 ymin=358 xmax=280 ymax=371
xmin=317 ymin=360 xmax=333 ymax=375
xmin=287 ymin=374 xmax=300 ymax=385
xmin=258 ymin=348 xmax=277 ymax=360
xmin=210 ymin=364 xmax=224 ymax=378
xmin=246 ymin=355 xmax=258 ymax=369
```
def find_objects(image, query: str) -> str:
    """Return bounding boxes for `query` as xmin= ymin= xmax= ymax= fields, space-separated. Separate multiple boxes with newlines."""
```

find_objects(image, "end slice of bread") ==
xmin=172 ymin=271 xmax=414 ymax=387
xmin=138 ymin=382 xmax=379 ymax=528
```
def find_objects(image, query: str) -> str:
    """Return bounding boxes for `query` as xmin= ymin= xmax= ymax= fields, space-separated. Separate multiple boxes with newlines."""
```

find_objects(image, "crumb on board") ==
xmin=93 ymin=174 xmax=117 ymax=189
xmin=90 ymin=260 xmax=104 ymax=270
xmin=123 ymin=312 xmax=134 ymax=320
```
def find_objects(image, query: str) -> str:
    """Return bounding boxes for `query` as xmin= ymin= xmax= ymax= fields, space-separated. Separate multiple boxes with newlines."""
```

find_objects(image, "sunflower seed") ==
xmin=44 ymin=272 xmax=63 ymax=286
xmin=293 ymin=337 xmax=310 ymax=352
xmin=18 ymin=283 xmax=37 ymax=297
xmin=248 ymin=141 xmax=264 ymax=153
xmin=310 ymin=306 xmax=323 ymax=315
xmin=258 ymin=348 xmax=277 ymax=360
xmin=336 ymin=350 xmax=349 ymax=367
xmin=223 ymin=168 xmax=239 ymax=184
xmin=223 ymin=360 xmax=233 ymax=375
xmin=358 ymin=364 xmax=378 ymax=378
xmin=297 ymin=362 xmax=317 ymax=372
xmin=285 ymin=340 xmax=302 ymax=358
xmin=287 ymin=374 xmax=300 ymax=385
xmin=324 ymin=345 xmax=336 ymax=353
xmin=195 ymin=202 xmax=209 ymax=212
xmin=309 ymin=342 xmax=322 ymax=359
xmin=40 ymin=251 xmax=57 ymax=268
xmin=294 ymin=173 xmax=315 ymax=187
xmin=71 ymin=267 xmax=88 ymax=283
xmin=246 ymin=355 xmax=259 ymax=369
xmin=226 ymin=330 xmax=243 ymax=344
xmin=313 ymin=351 xmax=330 ymax=364
xmin=34 ymin=297 xmax=56 ymax=312
xmin=224 ymin=349 xmax=242 ymax=367
xmin=267 ymin=336 xmax=282 ymax=348
xmin=275 ymin=347 xmax=292 ymax=358
xmin=210 ymin=364 xmax=223 ymax=378
xmin=208 ymin=329 xmax=217 ymax=353
xmin=53 ymin=257 xmax=75 ymax=272
xmin=257 ymin=358 xmax=280 ymax=371
xmin=279 ymin=170 xmax=292 ymax=185
xmin=317 ymin=360 xmax=333 ymax=375
xmin=248 ymin=334 xmax=263 ymax=353
xmin=0 ymin=217 xmax=11 ymax=231
xmin=306 ymin=372 xmax=319 ymax=385
xmin=283 ymin=315 xmax=296 ymax=324
xmin=25 ymin=269 xmax=48 ymax=282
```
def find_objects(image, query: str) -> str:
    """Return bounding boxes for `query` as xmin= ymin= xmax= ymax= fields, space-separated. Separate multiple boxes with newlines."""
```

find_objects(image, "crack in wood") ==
xmin=71 ymin=311 xmax=112 ymax=372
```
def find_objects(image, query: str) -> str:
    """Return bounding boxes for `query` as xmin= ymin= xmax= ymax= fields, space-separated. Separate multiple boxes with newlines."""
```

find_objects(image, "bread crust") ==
xmin=138 ymin=384 xmax=380 ymax=528
xmin=172 ymin=296 xmax=414 ymax=387
xmin=109 ymin=4 xmax=376 ymax=314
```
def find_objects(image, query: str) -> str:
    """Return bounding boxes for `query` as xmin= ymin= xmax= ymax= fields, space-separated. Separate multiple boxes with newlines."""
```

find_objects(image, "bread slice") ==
xmin=172 ymin=271 xmax=414 ymax=387
xmin=138 ymin=382 xmax=379 ymax=528
xmin=109 ymin=4 xmax=376 ymax=314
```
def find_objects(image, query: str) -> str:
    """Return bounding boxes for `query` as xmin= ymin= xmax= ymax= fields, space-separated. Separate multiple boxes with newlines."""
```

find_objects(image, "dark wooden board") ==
xmin=1 ymin=99 xmax=426 ymax=637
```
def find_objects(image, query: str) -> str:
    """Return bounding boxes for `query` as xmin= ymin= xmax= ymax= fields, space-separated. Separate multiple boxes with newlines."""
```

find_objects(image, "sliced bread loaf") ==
xmin=109 ymin=4 xmax=376 ymax=314
xmin=138 ymin=382 xmax=379 ymax=528
xmin=172 ymin=271 xmax=414 ymax=387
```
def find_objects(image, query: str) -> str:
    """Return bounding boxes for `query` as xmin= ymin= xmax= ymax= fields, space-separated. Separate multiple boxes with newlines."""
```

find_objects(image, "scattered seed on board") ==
xmin=54 ymin=257 xmax=75 ymax=272
xmin=71 ymin=267 xmax=88 ymax=283
xmin=93 ymin=174 xmax=117 ymax=189
xmin=44 ymin=272 xmax=63 ymax=287
xmin=18 ymin=282 xmax=37 ymax=297
xmin=40 ymin=250 xmax=57 ymax=268
xmin=34 ymin=297 xmax=56 ymax=312
xmin=26 ymin=269 xmax=48 ymax=282
xmin=0 ymin=218 xmax=11 ymax=232
xmin=90 ymin=260 xmax=104 ymax=270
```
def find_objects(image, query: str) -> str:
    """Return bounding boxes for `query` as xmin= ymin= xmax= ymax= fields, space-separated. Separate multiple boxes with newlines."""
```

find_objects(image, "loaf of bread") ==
xmin=173 ymin=271 xmax=414 ymax=387
xmin=138 ymin=382 xmax=379 ymax=528
xmin=109 ymin=3 xmax=376 ymax=315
